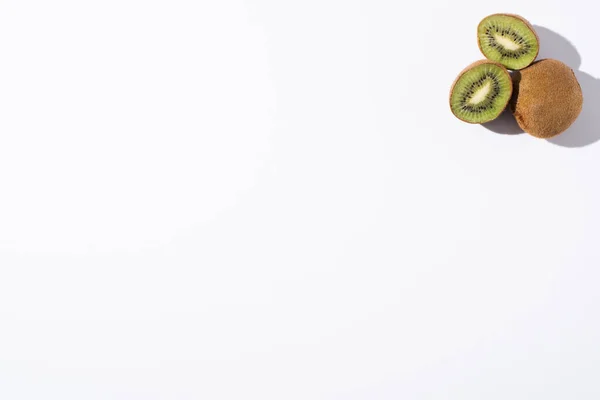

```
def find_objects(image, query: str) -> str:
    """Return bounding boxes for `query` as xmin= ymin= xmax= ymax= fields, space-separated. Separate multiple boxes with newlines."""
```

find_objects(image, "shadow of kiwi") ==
xmin=482 ymin=103 xmax=524 ymax=135
xmin=534 ymin=26 xmax=600 ymax=148
xmin=483 ymin=26 xmax=600 ymax=147
xmin=482 ymin=69 xmax=524 ymax=135
xmin=549 ymin=71 xmax=600 ymax=148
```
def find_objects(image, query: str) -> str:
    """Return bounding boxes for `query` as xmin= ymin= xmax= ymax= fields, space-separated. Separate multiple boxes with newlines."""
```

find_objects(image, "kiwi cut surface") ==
xmin=510 ymin=59 xmax=583 ymax=138
xmin=450 ymin=60 xmax=512 ymax=124
xmin=478 ymin=14 xmax=539 ymax=70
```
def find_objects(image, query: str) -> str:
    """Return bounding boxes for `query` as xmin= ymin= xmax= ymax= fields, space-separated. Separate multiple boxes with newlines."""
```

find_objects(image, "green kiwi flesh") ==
xmin=478 ymin=14 xmax=539 ymax=70
xmin=450 ymin=60 xmax=512 ymax=124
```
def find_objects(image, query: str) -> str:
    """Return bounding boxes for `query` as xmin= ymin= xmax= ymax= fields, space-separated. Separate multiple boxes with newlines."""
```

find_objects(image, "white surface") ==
xmin=1 ymin=1 xmax=599 ymax=399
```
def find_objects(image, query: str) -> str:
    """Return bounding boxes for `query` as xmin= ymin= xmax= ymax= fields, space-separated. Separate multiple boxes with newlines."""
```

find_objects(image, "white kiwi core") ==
xmin=468 ymin=81 xmax=492 ymax=105
xmin=494 ymin=34 xmax=521 ymax=51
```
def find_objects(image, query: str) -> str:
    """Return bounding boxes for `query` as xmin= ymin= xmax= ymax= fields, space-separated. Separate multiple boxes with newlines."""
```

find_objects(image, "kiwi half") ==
xmin=449 ymin=60 xmax=513 ymax=124
xmin=510 ymin=59 xmax=583 ymax=138
xmin=478 ymin=14 xmax=539 ymax=70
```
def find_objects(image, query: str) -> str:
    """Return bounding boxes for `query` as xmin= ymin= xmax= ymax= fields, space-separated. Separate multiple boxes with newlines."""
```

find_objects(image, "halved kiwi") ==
xmin=510 ymin=59 xmax=583 ymax=138
xmin=477 ymin=14 xmax=539 ymax=70
xmin=449 ymin=60 xmax=513 ymax=124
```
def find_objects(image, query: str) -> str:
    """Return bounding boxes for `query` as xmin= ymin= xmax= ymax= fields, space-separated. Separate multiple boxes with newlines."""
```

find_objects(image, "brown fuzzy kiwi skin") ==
xmin=510 ymin=59 xmax=583 ymax=138
xmin=449 ymin=60 xmax=513 ymax=124
xmin=477 ymin=13 xmax=540 ymax=70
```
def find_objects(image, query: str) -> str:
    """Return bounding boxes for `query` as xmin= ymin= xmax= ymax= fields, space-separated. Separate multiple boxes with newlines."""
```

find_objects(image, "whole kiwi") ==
xmin=510 ymin=59 xmax=583 ymax=138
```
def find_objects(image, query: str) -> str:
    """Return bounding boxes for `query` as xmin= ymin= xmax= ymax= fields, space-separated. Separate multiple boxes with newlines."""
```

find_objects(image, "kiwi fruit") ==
xmin=478 ymin=14 xmax=539 ymax=70
xmin=510 ymin=59 xmax=583 ymax=138
xmin=449 ymin=60 xmax=513 ymax=124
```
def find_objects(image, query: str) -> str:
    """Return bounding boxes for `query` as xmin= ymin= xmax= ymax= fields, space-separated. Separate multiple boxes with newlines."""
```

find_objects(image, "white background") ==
xmin=1 ymin=1 xmax=599 ymax=399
